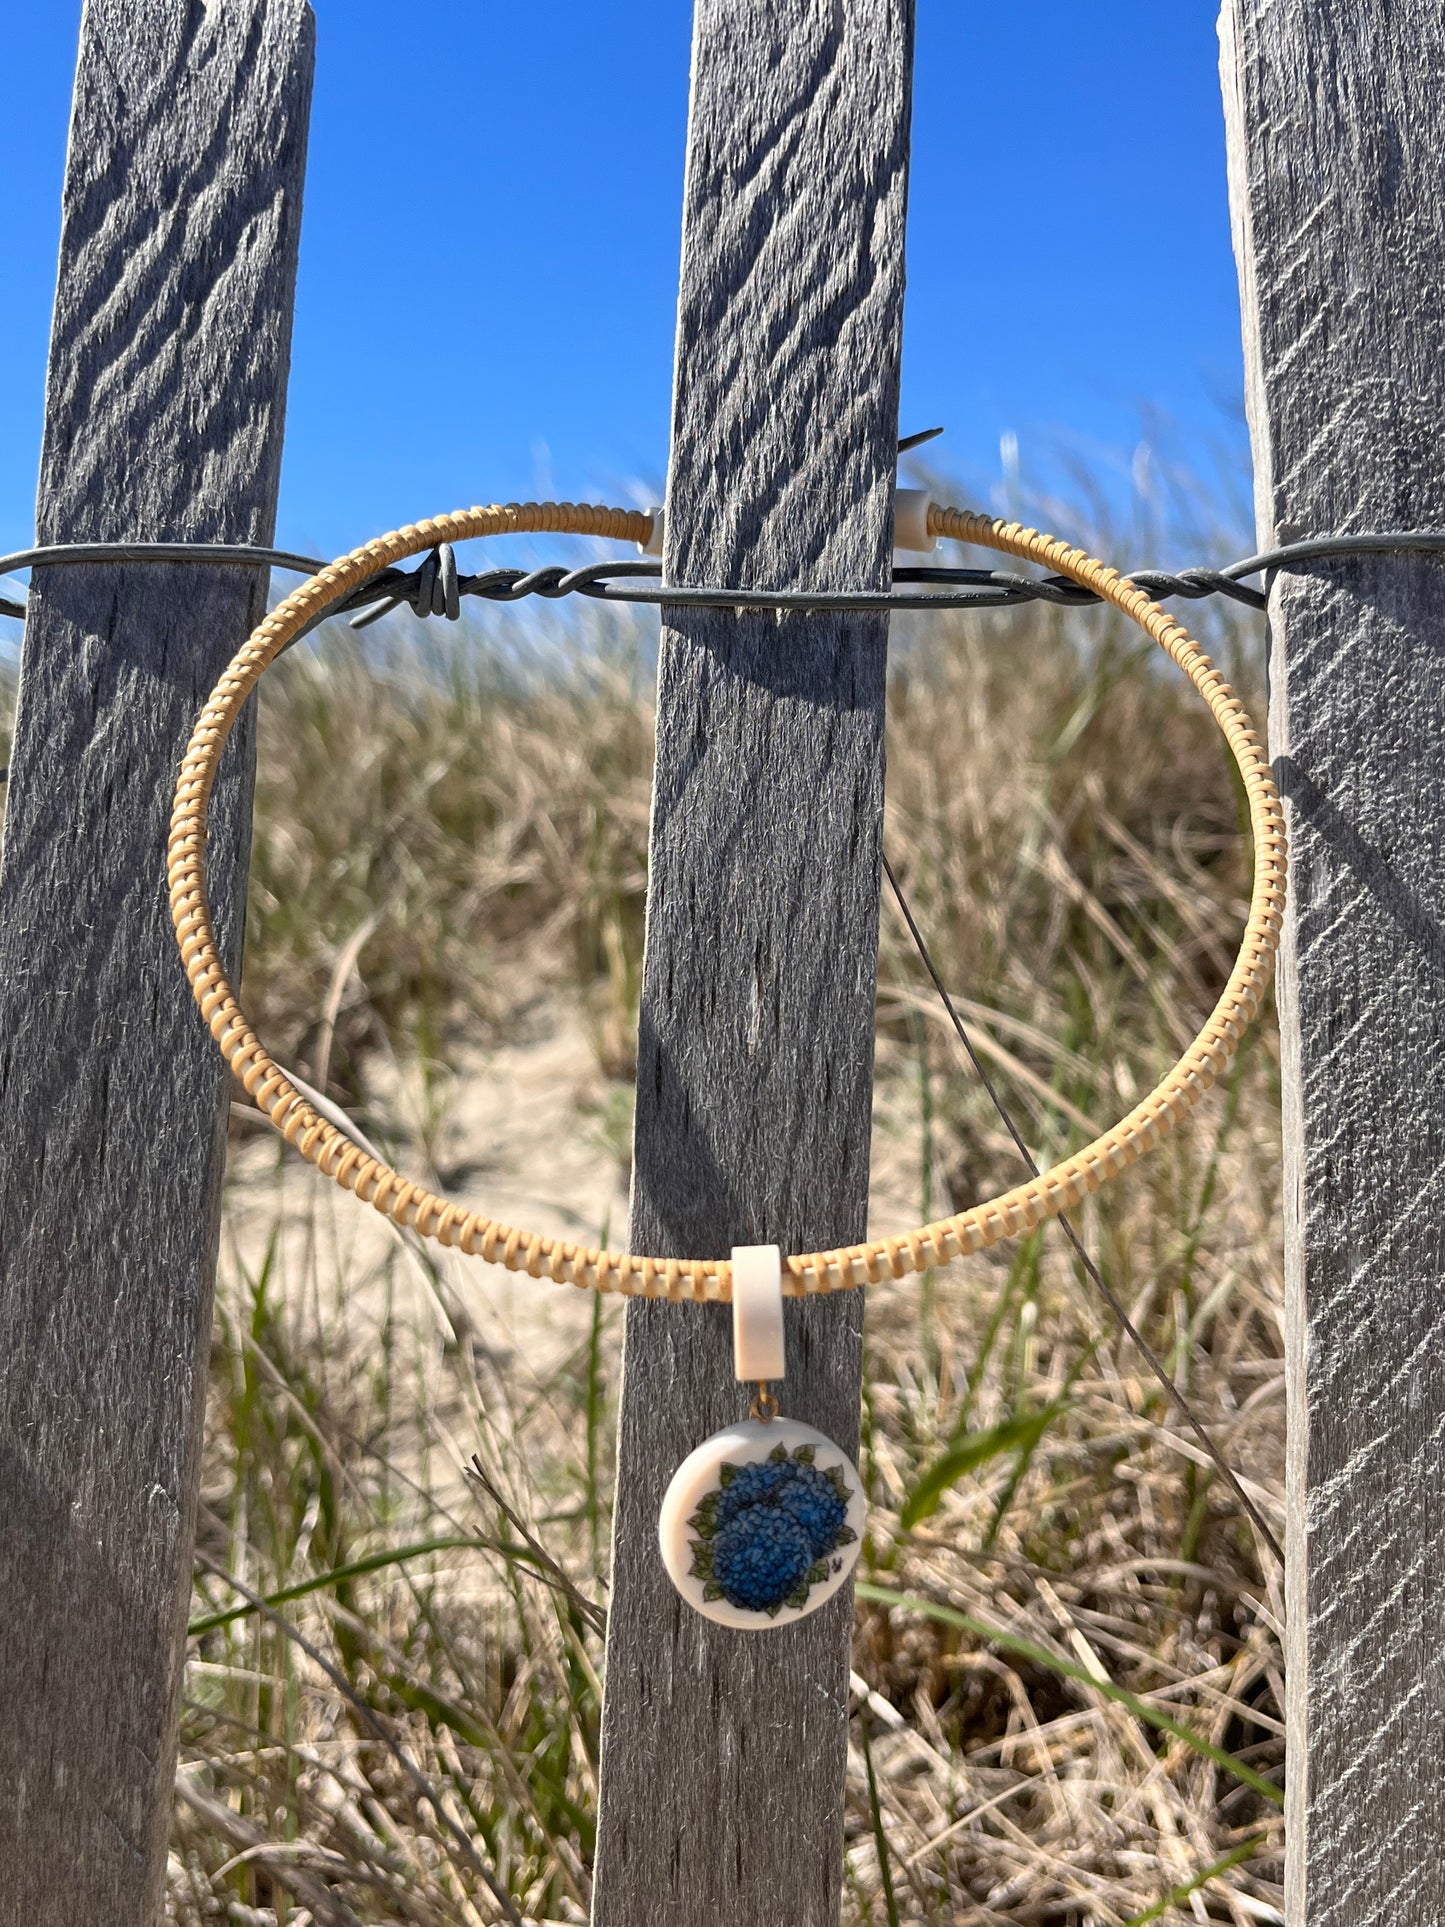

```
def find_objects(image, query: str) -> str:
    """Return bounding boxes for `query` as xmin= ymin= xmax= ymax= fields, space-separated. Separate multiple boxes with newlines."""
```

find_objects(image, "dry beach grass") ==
xmin=2 ymin=486 xmax=1288 ymax=1924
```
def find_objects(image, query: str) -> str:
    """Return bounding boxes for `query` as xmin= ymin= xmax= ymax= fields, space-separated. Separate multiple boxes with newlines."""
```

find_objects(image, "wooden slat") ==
xmin=1220 ymin=6 xmax=1445 ymax=1922
xmin=590 ymin=4 xmax=914 ymax=1923
xmin=0 ymin=5 xmax=313 ymax=1921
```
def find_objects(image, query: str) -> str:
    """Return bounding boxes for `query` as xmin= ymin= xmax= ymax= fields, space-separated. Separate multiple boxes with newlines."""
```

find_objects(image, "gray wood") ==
xmin=1219 ymin=6 xmax=1445 ymax=1922
xmin=591 ymin=5 xmax=913 ymax=1923
xmin=0 ymin=6 xmax=312 ymax=1923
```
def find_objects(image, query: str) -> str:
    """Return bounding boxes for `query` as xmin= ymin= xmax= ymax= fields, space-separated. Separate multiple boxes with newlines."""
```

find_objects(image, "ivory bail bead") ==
xmin=731 ymin=1244 xmax=786 ymax=1382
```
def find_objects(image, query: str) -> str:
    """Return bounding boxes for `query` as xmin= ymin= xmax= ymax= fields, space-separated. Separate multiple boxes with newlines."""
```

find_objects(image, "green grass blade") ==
xmin=950 ymin=1233 xmax=1038 ymax=1441
xmin=1121 ymin=1837 xmax=1262 ymax=1925
xmin=903 ymin=1399 xmax=1070 ymax=1530
xmin=188 ymin=1536 xmax=490 ymax=1636
xmin=854 ymin=1583 xmax=1283 ymax=1808
xmin=857 ymin=1710 xmax=903 ymax=1927
xmin=586 ymin=1285 xmax=605 ymax=1571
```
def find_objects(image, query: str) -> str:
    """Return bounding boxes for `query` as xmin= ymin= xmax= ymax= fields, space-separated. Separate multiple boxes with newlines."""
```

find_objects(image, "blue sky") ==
xmin=0 ymin=2 xmax=1251 ymax=566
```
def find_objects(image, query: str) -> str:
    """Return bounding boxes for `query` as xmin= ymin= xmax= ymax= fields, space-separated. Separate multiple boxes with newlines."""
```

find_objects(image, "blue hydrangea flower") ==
xmin=710 ymin=1506 xmax=814 ymax=1611
xmin=688 ymin=1441 xmax=857 ymax=1615
xmin=712 ymin=1457 xmax=793 ymax=1521
xmin=776 ymin=1465 xmax=847 ymax=1549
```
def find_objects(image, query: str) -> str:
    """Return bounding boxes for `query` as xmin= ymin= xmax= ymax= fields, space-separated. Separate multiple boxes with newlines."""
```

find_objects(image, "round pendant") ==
xmin=658 ymin=1417 xmax=866 ymax=1629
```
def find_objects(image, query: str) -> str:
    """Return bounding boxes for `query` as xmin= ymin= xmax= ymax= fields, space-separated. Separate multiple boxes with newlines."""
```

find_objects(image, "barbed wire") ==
xmin=1 ymin=525 xmax=1440 ymax=795
xmin=4 ymin=528 xmax=1445 ymax=630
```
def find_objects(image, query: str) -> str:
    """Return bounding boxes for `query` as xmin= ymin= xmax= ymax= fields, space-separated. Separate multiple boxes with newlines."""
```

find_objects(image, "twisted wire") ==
xmin=166 ymin=499 xmax=1287 ymax=1308
xmin=6 ymin=527 xmax=1445 ymax=626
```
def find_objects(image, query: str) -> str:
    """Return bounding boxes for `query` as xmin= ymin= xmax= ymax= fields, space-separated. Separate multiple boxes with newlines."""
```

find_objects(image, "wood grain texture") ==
xmin=1220 ymin=6 xmax=1445 ymax=1922
xmin=0 ymin=6 xmax=312 ymax=1922
xmin=590 ymin=5 xmax=913 ymax=1923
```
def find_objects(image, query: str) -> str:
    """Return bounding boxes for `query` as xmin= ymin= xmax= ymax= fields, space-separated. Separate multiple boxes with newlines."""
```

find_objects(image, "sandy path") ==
xmin=221 ymin=993 xmax=929 ymax=1383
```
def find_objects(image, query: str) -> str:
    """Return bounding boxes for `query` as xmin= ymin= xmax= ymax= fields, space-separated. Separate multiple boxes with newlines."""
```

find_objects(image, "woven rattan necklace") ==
xmin=169 ymin=499 xmax=1286 ymax=1628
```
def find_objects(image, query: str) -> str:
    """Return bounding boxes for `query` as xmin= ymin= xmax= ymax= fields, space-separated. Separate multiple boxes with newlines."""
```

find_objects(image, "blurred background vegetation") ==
xmin=0 ymin=455 xmax=1287 ymax=1925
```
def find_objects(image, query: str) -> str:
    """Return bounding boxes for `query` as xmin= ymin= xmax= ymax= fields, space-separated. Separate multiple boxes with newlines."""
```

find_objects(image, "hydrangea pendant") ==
xmin=658 ymin=1246 xmax=866 ymax=1629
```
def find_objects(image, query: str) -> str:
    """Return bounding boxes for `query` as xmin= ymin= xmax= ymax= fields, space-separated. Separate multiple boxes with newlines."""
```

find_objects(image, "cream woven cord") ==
xmin=168 ymin=501 xmax=1287 ymax=1304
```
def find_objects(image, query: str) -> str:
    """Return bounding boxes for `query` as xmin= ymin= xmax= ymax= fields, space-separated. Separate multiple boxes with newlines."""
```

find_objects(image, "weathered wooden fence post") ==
xmin=591 ymin=4 xmax=914 ymax=1922
xmin=0 ymin=6 xmax=313 ymax=1921
xmin=1221 ymin=6 xmax=1445 ymax=1920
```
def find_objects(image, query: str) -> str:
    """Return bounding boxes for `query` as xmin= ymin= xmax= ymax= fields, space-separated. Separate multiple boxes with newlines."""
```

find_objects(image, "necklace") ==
xmin=168 ymin=499 xmax=1285 ymax=1627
